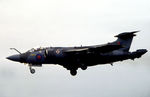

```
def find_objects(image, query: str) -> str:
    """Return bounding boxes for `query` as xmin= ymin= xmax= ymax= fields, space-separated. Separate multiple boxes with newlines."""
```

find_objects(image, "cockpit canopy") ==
xmin=27 ymin=47 xmax=44 ymax=53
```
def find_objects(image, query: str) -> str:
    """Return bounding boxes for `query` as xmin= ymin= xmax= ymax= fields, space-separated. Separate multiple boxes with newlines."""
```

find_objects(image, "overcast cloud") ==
xmin=0 ymin=0 xmax=150 ymax=97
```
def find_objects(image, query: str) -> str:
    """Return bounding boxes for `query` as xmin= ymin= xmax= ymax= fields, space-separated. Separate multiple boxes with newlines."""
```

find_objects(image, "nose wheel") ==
xmin=70 ymin=70 xmax=77 ymax=76
xmin=80 ymin=64 xmax=87 ymax=70
xmin=29 ymin=66 xmax=35 ymax=74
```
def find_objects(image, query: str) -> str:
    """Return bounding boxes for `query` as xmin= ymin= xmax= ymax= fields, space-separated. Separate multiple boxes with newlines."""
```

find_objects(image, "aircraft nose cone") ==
xmin=6 ymin=54 xmax=20 ymax=62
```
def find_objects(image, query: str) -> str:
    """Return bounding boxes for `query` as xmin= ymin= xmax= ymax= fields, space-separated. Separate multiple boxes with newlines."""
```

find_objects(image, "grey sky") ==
xmin=0 ymin=0 xmax=150 ymax=97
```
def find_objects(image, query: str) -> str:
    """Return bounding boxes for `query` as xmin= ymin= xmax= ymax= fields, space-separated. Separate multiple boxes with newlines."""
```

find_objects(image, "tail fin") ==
xmin=114 ymin=31 xmax=139 ymax=52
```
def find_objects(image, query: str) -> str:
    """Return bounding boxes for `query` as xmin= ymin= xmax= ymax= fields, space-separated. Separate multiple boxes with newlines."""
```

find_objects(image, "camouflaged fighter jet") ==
xmin=6 ymin=31 xmax=147 ymax=76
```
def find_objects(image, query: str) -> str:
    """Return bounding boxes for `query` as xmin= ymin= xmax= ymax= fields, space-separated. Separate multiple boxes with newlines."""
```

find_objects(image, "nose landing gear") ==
xmin=29 ymin=65 xmax=35 ymax=74
xmin=30 ymin=67 xmax=35 ymax=74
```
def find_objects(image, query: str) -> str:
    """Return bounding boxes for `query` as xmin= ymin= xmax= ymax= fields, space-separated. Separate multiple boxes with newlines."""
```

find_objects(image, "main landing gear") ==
xmin=69 ymin=64 xmax=87 ymax=76
xmin=80 ymin=64 xmax=87 ymax=70
xmin=70 ymin=70 xmax=77 ymax=76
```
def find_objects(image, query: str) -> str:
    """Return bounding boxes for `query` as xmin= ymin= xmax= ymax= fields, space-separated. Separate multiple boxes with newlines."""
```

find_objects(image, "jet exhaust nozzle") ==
xmin=130 ymin=49 xmax=148 ymax=59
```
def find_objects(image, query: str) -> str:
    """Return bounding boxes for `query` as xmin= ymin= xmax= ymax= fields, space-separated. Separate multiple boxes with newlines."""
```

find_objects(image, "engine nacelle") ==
xmin=45 ymin=49 xmax=64 ymax=58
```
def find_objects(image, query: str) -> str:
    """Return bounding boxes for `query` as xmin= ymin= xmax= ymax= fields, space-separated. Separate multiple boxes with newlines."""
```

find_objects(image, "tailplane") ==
xmin=113 ymin=31 xmax=139 ymax=52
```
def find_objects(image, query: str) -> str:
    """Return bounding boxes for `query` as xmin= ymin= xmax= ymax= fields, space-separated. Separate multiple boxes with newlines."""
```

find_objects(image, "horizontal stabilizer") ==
xmin=115 ymin=31 xmax=139 ymax=39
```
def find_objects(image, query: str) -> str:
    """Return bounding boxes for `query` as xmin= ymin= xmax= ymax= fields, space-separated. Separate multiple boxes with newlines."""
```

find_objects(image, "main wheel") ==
xmin=80 ymin=64 xmax=87 ymax=70
xmin=30 ymin=68 xmax=35 ymax=74
xmin=70 ymin=70 xmax=77 ymax=76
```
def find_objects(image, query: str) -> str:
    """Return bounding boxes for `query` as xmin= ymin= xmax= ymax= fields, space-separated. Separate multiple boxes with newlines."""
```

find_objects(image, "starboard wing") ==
xmin=64 ymin=44 xmax=122 ymax=55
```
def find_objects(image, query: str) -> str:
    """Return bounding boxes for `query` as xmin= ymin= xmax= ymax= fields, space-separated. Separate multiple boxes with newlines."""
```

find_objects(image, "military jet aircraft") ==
xmin=7 ymin=31 xmax=147 ymax=76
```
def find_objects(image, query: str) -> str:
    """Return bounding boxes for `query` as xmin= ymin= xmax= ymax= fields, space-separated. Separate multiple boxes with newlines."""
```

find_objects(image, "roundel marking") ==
xmin=56 ymin=49 xmax=60 ymax=54
xmin=117 ymin=41 xmax=121 ymax=45
xmin=36 ymin=54 xmax=42 ymax=60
